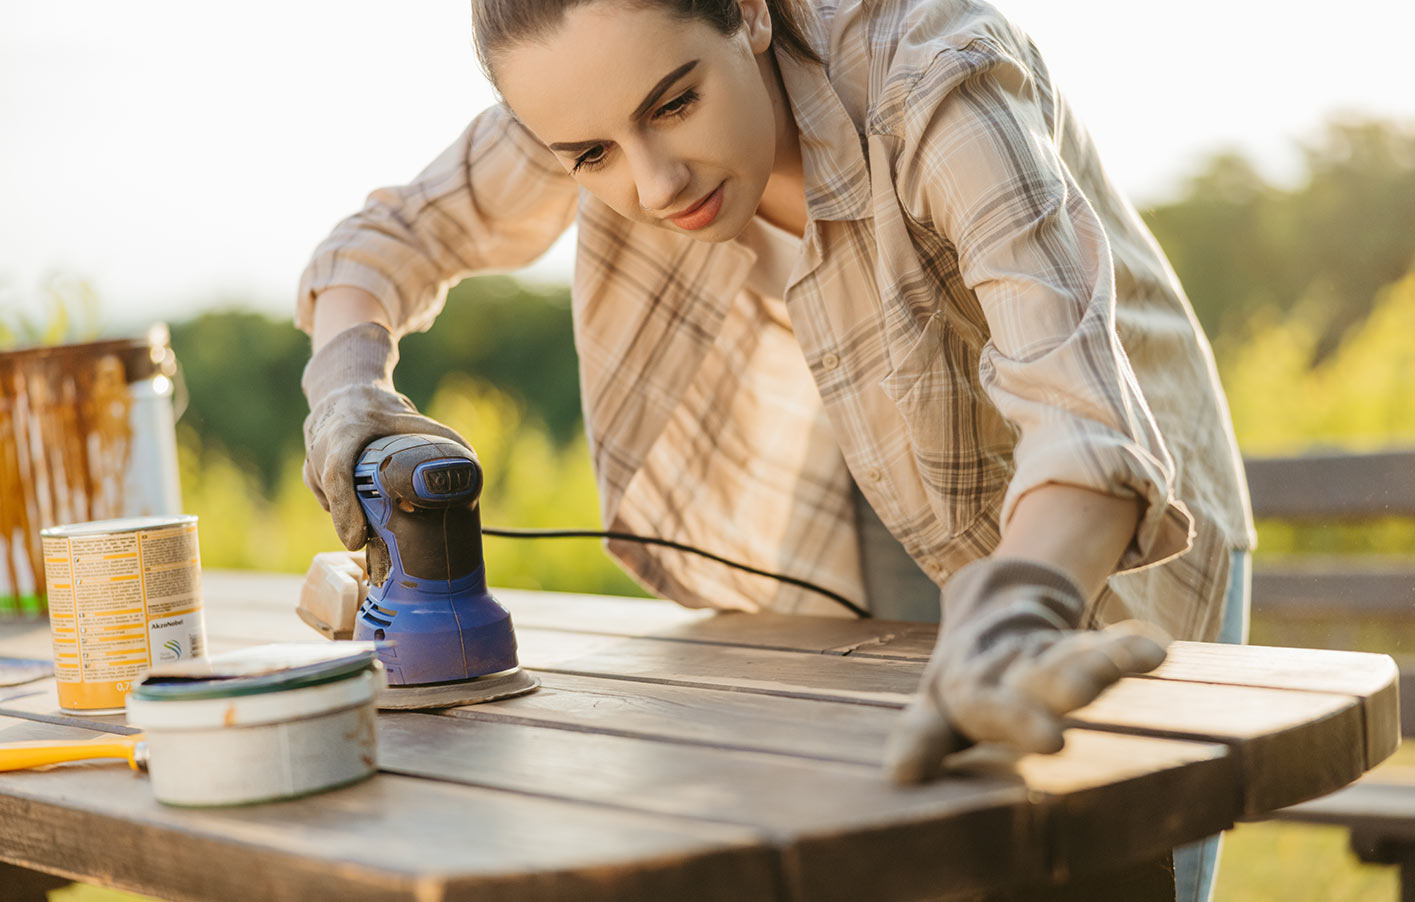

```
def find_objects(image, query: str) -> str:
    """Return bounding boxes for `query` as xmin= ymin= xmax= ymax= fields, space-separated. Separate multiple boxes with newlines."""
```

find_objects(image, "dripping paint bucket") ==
xmin=0 ymin=325 xmax=184 ymax=618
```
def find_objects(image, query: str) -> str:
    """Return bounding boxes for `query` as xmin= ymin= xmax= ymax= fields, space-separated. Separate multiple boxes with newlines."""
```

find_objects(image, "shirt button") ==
xmin=821 ymin=352 xmax=840 ymax=370
xmin=866 ymin=468 xmax=883 ymax=483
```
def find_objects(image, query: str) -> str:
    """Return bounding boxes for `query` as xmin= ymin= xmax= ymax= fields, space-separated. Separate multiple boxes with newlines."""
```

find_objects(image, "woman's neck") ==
xmin=757 ymin=175 xmax=807 ymax=237
xmin=757 ymin=49 xmax=807 ymax=237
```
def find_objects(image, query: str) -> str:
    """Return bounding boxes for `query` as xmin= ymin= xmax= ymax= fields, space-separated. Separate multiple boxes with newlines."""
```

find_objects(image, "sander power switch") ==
xmin=412 ymin=459 xmax=480 ymax=504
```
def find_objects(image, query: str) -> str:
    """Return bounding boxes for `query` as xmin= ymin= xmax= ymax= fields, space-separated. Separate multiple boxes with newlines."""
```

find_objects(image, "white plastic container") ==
xmin=125 ymin=644 xmax=384 ymax=806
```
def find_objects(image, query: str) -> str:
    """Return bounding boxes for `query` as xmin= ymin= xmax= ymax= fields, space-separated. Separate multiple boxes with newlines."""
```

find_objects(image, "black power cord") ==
xmin=481 ymin=525 xmax=871 ymax=618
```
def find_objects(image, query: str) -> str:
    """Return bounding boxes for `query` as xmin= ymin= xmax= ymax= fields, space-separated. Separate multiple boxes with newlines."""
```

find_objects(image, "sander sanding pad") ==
xmin=377 ymin=668 xmax=540 ymax=710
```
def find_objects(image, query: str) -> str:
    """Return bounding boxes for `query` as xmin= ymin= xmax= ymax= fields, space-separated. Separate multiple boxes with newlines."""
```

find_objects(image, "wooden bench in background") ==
xmin=1250 ymin=449 xmax=1415 ymax=899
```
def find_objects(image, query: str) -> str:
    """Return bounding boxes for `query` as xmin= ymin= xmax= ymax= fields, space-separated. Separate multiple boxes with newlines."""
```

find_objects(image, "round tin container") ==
xmin=125 ymin=645 xmax=383 ymax=806
xmin=1 ymin=327 xmax=183 ymax=619
xmin=40 ymin=515 xmax=207 ymax=713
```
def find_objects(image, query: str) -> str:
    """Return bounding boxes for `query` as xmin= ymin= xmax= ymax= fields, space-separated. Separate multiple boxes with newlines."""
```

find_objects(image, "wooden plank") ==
xmin=0 ymin=680 xmax=137 ymax=735
xmin=785 ymin=731 xmax=1230 ymax=901
xmin=0 ymin=619 xmax=51 ymax=661
xmin=450 ymin=669 xmax=1370 ymax=819
xmin=1144 ymin=642 xmax=1401 ymax=770
xmin=0 ymin=715 xmax=781 ymax=902
xmin=1066 ymin=678 xmax=1364 ymax=814
xmin=0 ymin=861 xmax=69 ymax=901
xmin=6 ymin=660 xmax=1360 ymax=823
xmin=444 ymin=671 xmax=894 ymax=765
xmin=198 ymin=569 xmax=306 ymax=611
xmin=147 ymin=596 xmax=1413 ymax=778
xmin=187 ymin=607 xmax=928 ymax=706
xmin=501 ymin=589 xmax=938 ymax=659
xmin=1245 ymin=449 xmax=1415 ymax=519
xmin=1010 ymin=732 xmax=1231 ymax=883
xmin=1253 ymin=562 xmax=1415 ymax=617
xmin=200 ymin=570 xmax=941 ymax=660
xmin=514 ymin=628 xmax=922 ymax=704
xmin=380 ymin=710 xmax=1047 ymax=900
xmin=1403 ymin=665 xmax=1415 ymax=737
xmin=379 ymin=710 xmax=1233 ymax=901
xmin=0 ymin=676 xmax=1237 ymax=901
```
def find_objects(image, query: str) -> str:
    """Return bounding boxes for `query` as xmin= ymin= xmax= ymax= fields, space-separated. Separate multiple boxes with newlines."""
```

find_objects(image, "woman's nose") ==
xmin=630 ymin=146 xmax=690 ymax=214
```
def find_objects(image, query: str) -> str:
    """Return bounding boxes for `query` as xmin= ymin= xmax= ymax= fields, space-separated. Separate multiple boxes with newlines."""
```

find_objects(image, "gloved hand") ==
xmin=301 ymin=322 xmax=470 ymax=550
xmin=883 ymin=556 xmax=1169 ymax=785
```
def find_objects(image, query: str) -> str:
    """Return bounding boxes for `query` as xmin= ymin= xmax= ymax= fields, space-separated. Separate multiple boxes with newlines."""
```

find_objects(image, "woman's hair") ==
xmin=472 ymin=0 xmax=822 ymax=86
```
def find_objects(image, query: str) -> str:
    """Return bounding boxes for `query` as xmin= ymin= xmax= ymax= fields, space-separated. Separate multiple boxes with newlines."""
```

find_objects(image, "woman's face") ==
xmin=497 ymin=0 xmax=784 ymax=242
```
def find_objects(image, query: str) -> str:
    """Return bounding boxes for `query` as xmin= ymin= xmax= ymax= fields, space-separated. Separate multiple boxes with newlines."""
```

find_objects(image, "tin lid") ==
xmin=0 ymin=324 xmax=177 ymax=383
xmin=42 ymin=514 xmax=198 ymax=539
xmin=131 ymin=643 xmax=379 ymax=702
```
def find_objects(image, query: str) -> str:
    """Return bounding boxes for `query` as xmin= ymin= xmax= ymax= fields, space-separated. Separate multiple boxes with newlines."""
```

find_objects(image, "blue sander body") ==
xmin=352 ymin=434 xmax=539 ymax=709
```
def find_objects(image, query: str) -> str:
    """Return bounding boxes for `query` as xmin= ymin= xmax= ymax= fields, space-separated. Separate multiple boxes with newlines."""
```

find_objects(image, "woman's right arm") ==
xmin=298 ymin=103 xmax=578 ymax=548
xmin=297 ymin=103 xmax=579 ymax=341
xmin=311 ymin=286 xmax=389 ymax=351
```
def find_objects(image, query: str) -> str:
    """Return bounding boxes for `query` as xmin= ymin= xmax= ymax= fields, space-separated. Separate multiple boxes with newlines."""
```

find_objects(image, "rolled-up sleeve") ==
xmin=296 ymin=103 xmax=579 ymax=337
xmin=894 ymin=38 xmax=1193 ymax=572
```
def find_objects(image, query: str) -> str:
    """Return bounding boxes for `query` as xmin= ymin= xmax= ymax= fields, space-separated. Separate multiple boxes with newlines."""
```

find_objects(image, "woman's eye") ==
xmin=654 ymin=89 xmax=699 ymax=120
xmin=572 ymin=146 xmax=607 ymax=174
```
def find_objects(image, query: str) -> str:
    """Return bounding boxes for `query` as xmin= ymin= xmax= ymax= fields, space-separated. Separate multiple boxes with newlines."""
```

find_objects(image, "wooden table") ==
xmin=0 ymin=571 xmax=1400 ymax=901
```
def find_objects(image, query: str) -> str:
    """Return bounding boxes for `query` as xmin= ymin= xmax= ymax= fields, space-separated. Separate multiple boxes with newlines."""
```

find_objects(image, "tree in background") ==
xmin=1145 ymin=117 xmax=1415 ymax=360
xmin=167 ymin=275 xmax=581 ymax=493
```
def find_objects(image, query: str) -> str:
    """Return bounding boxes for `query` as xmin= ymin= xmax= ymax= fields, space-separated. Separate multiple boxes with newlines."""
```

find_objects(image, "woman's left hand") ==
xmin=882 ymin=557 xmax=1169 ymax=785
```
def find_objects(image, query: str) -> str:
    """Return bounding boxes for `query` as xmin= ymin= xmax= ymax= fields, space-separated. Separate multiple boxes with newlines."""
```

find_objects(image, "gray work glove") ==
xmin=883 ymin=557 xmax=1169 ymax=785
xmin=301 ymin=322 xmax=469 ymax=550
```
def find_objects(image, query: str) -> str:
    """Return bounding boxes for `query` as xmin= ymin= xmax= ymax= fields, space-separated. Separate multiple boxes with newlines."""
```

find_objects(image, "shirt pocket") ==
xmin=878 ymin=313 xmax=1013 ymax=535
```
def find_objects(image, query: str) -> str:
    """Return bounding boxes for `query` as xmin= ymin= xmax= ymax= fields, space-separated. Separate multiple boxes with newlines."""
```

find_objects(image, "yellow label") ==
xmin=41 ymin=525 xmax=206 ymax=711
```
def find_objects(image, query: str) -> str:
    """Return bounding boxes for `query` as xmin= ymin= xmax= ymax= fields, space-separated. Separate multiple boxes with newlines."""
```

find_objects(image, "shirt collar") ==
xmin=773 ymin=32 xmax=873 ymax=224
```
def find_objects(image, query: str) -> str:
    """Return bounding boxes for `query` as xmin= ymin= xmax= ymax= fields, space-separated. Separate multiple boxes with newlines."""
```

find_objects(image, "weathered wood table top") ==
xmin=0 ymin=570 xmax=1401 ymax=901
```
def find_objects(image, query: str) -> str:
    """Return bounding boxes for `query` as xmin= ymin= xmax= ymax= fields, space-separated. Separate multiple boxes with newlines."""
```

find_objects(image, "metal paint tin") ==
xmin=1 ymin=326 xmax=183 ymax=619
xmin=40 ymin=515 xmax=207 ymax=714
xmin=125 ymin=644 xmax=383 ymax=806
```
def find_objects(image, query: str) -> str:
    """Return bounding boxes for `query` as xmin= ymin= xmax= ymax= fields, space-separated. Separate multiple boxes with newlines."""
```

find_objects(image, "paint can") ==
xmin=0 ymin=325 xmax=183 ymax=618
xmin=125 ymin=644 xmax=383 ymax=806
xmin=40 ymin=515 xmax=207 ymax=714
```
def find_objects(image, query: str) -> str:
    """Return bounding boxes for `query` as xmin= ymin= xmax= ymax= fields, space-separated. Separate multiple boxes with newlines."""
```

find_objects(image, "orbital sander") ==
xmin=351 ymin=434 xmax=539 ymax=709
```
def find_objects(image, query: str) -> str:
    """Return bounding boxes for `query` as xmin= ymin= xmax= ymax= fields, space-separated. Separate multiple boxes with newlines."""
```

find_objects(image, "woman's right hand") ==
xmin=301 ymin=318 xmax=469 ymax=550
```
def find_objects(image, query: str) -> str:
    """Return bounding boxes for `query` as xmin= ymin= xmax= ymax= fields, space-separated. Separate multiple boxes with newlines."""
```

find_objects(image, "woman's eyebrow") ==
xmin=548 ymin=60 xmax=699 ymax=153
xmin=629 ymin=60 xmax=699 ymax=121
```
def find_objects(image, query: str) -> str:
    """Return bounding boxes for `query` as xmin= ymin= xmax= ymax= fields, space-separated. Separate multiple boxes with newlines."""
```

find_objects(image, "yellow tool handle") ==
xmin=0 ymin=735 xmax=145 ymax=772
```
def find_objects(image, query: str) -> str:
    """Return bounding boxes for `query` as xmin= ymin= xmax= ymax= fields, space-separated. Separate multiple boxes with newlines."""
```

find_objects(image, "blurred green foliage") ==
xmin=165 ymin=276 xmax=581 ymax=493
xmin=1144 ymin=117 xmax=1415 ymax=361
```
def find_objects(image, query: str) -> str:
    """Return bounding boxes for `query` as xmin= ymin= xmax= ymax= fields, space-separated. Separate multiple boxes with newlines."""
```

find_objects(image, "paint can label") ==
xmin=41 ymin=515 xmax=206 ymax=713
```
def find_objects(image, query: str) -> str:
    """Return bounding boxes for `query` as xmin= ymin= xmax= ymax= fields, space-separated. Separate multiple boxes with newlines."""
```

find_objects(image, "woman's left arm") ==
xmin=883 ymin=482 xmax=1169 ymax=784
xmin=995 ymin=483 xmax=1141 ymax=601
xmin=882 ymin=42 xmax=1191 ymax=783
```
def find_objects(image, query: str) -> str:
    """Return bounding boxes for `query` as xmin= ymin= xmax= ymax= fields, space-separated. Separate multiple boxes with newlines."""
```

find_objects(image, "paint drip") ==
xmin=0 ymin=327 xmax=181 ymax=617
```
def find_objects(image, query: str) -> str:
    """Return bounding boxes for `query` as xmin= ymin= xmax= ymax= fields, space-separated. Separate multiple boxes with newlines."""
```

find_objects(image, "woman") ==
xmin=298 ymin=1 xmax=1253 ymax=896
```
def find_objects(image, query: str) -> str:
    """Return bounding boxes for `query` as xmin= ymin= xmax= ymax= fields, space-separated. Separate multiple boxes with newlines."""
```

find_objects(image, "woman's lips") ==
xmin=668 ymin=183 xmax=725 ymax=231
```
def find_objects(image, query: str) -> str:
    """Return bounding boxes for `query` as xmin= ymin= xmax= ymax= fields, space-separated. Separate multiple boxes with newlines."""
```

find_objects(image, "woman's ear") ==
xmin=739 ymin=0 xmax=774 ymax=54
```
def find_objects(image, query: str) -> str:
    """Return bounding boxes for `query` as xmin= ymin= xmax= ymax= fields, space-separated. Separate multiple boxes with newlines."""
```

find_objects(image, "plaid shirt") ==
xmin=297 ymin=0 xmax=1255 ymax=640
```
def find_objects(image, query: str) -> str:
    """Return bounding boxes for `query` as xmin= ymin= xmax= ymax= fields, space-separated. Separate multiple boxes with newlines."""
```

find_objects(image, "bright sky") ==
xmin=3 ymin=0 xmax=1413 ymax=332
